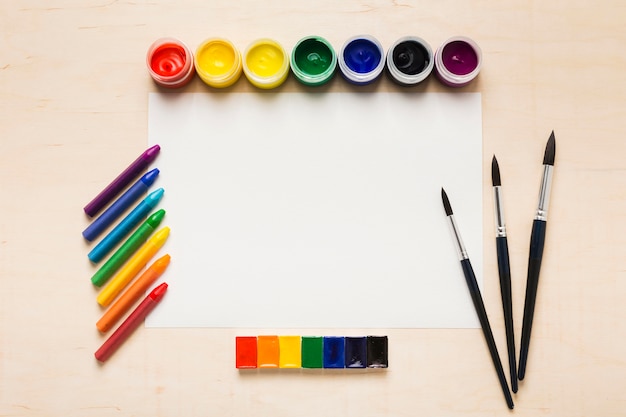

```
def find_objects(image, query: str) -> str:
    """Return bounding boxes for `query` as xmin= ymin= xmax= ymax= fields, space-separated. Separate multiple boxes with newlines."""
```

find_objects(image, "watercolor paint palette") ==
xmin=236 ymin=336 xmax=388 ymax=369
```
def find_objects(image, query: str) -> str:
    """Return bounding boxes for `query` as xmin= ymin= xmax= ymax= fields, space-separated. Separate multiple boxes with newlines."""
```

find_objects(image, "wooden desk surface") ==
xmin=1 ymin=1 xmax=624 ymax=415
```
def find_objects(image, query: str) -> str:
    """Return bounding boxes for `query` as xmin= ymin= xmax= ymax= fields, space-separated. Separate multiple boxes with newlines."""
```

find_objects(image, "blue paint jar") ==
xmin=338 ymin=35 xmax=385 ymax=85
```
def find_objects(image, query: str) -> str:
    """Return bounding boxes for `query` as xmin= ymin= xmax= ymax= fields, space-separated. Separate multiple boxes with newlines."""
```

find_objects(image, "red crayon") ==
xmin=95 ymin=283 xmax=168 ymax=362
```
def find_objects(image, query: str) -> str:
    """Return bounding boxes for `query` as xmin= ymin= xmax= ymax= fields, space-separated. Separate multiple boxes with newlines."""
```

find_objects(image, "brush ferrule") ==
xmin=493 ymin=185 xmax=507 ymax=237
xmin=447 ymin=215 xmax=469 ymax=261
xmin=534 ymin=165 xmax=554 ymax=221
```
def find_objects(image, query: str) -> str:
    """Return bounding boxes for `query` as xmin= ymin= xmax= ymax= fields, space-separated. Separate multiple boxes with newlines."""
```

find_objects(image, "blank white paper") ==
xmin=146 ymin=92 xmax=482 ymax=329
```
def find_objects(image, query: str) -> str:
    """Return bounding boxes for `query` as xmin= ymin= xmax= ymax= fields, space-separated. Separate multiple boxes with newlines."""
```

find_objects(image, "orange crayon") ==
xmin=97 ymin=254 xmax=171 ymax=333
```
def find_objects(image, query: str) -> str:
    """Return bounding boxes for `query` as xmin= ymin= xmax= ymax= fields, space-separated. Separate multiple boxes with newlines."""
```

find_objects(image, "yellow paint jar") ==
xmin=242 ymin=38 xmax=290 ymax=89
xmin=194 ymin=38 xmax=242 ymax=88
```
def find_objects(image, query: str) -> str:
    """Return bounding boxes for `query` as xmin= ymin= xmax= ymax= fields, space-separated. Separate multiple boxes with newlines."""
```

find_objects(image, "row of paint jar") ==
xmin=146 ymin=35 xmax=482 ymax=90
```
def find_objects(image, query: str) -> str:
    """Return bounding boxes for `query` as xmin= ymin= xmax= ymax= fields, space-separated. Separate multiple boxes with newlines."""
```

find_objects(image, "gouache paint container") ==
xmin=338 ymin=35 xmax=385 ymax=85
xmin=194 ymin=38 xmax=242 ymax=88
xmin=146 ymin=38 xmax=195 ymax=88
xmin=386 ymin=36 xmax=434 ymax=86
xmin=434 ymin=36 xmax=482 ymax=87
xmin=242 ymin=38 xmax=290 ymax=89
xmin=290 ymin=36 xmax=337 ymax=86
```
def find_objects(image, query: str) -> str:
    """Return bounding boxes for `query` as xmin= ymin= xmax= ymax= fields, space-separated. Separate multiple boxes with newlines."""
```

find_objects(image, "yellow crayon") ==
xmin=97 ymin=227 xmax=170 ymax=307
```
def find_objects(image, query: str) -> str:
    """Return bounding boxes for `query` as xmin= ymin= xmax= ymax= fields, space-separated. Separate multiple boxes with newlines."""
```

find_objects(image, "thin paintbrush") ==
xmin=518 ymin=131 xmax=556 ymax=380
xmin=441 ymin=188 xmax=514 ymax=410
xmin=492 ymin=156 xmax=518 ymax=393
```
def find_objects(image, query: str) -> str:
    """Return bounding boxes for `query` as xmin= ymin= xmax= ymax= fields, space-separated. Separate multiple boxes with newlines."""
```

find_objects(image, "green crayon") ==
xmin=91 ymin=209 xmax=165 ymax=287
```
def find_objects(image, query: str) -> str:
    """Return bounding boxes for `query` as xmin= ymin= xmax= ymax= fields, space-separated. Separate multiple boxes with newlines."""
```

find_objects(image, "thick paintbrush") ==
xmin=492 ymin=156 xmax=518 ymax=393
xmin=518 ymin=131 xmax=556 ymax=381
xmin=441 ymin=188 xmax=514 ymax=409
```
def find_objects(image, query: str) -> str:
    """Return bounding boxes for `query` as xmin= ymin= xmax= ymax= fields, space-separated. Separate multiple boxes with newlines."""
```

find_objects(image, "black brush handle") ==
xmin=496 ymin=236 xmax=518 ymax=393
xmin=518 ymin=219 xmax=547 ymax=380
xmin=461 ymin=258 xmax=514 ymax=409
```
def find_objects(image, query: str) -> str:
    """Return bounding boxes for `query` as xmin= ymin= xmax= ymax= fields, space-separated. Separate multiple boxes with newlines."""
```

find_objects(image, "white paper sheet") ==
xmin=146 ymin=92 xmax=482 ymax=328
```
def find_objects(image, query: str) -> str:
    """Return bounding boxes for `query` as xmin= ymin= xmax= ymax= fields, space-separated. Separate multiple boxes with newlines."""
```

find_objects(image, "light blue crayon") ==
xmin=82 ymin=169 xmax=160 ymax=241
xmin=88 ymin=188 xmax=164 ymax=263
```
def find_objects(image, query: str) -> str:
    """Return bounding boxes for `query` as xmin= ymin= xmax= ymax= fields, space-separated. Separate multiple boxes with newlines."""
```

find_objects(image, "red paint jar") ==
xmin=146 ymin=38 xmax=195 ymax=88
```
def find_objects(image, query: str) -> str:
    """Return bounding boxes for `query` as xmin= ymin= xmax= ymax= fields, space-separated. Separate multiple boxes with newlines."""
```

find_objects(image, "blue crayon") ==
xmin=88 ymin=188 xmax=164 ymax=263
xmin=82 ymin=169 xmax=160 ymax=241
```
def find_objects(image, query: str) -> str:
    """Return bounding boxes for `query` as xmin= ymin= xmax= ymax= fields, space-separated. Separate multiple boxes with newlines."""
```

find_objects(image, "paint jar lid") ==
xmin=434 ymin=36 xmax=482 ymax=87
xmin=146 ymin=38 xmax=195 ymax=89
xmin=194 ymin=38 xmax=242 ymax=89
xmin=290 ymin=36 xmax=337 ymax=86
xmin=338 ymin=35 xmax=386 ymax=85
xmin=242 ymin=38 xmax=290 ymax=89
xmin=386 ymin=36 xmax=434 ymax=86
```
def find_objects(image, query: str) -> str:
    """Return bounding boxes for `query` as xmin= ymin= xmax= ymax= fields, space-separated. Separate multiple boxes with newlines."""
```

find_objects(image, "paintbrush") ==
xmin=492 ymin=155 xmax=518 ymax=393
xmin=518 ymin=131 xmax=556 ymax=381
xmin=441 ymin=188 xmax=514 ymax=409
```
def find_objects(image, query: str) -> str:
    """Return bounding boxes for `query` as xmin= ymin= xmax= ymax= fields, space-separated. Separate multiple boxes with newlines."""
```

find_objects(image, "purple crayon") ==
xmin=83 ymin=145 xmax=160 ymax=217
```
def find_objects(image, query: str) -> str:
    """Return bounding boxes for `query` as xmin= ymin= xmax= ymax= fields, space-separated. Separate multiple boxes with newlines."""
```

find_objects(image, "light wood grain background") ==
xmin=1 ymin=1 xmax=625 ymax=416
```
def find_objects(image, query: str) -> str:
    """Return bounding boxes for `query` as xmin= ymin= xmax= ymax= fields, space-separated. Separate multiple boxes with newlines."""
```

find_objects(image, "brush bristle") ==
xmin=441 ymin=188 xmax=453 ymax=216
xmin=543 ymin=131 xmax=556 ymax=166
xmin=491 ymin=155 xmax=501 ymax=186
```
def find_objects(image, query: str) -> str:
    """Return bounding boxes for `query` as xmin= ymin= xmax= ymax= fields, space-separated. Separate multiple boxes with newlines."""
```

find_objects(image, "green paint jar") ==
xmin=290 ymin=36 xmax=337 ymax=86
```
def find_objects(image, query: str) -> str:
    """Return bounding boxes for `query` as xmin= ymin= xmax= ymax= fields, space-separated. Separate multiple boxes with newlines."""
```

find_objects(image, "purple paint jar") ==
xmin=434 ymin=36 xmax=482 ymax=87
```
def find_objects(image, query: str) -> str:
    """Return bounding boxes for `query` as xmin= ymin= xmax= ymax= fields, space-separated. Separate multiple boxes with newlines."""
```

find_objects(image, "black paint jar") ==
xmin=386 ymin=36 xmax=434 ymax=86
